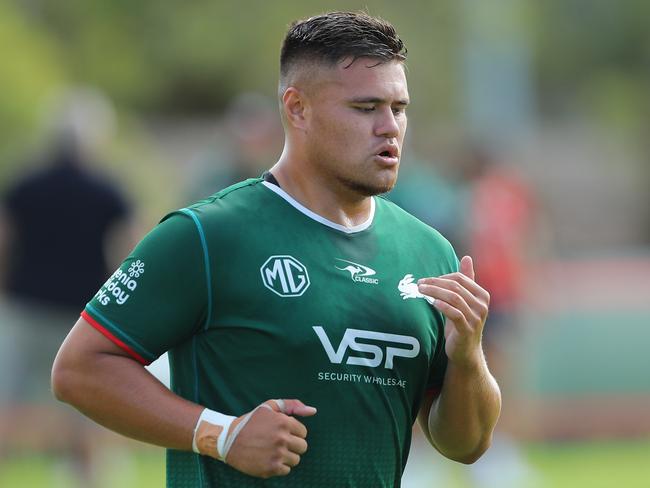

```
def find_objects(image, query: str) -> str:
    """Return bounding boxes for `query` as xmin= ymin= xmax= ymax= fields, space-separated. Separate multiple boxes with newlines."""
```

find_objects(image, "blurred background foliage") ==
xmin=534 ymin=1 xmax=650 ymax=133
xmin=3 ymin=1 xmax=650 ymax=122
xmin=2 ymin=0 xmax=649 ymax=231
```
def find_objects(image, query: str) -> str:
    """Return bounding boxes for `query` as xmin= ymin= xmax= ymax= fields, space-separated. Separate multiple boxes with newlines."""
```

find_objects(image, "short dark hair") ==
xmin=280 ymin=11 xmax=407 ymax=79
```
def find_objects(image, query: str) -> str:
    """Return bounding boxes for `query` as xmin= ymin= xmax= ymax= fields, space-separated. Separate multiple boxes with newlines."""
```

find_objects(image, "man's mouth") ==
xmin=375 ymin=144 xmax=399 ymax=164
xmin=376 ymin=144 xmax=399 ymax=159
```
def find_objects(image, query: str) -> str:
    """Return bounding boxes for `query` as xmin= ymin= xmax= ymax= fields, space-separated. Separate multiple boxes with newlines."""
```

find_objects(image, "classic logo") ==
xmin=398 ymin=274 xmax=435 ymax=305
xmin=260 ymin=255 xmax=310 ymax=297
xmin=313 ymin=326 xmax=420 ymax=369
xmin=335 ymin=258 xmax=379 ymax=285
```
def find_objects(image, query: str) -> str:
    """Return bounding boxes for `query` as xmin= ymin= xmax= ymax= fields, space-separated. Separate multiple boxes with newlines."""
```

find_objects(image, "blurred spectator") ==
xmin=390 ymin=147 xmax=538 ymax=487
xmin=388 ymin=154 xmax=464 ymax=245
xmin=0 ymin=88 xmax=137 ymax=486
xmin=185 ymin=92 xmax=283 ymax=202
xmin=458 ymin=144 xmax=536 ymax=341
xmin=454 ymin=143 xmax=539 ymax=488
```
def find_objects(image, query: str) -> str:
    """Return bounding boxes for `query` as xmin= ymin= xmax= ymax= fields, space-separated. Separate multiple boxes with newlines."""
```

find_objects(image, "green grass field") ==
xmin=1 ymin=440 xmax=649 ymax=488
xmin=526 ymin=441 xmax=650 ymax=488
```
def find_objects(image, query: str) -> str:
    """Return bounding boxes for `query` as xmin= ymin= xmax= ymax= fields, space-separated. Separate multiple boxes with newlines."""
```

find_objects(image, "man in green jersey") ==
xmin=52 ymin=11 xmax=501 ymax=487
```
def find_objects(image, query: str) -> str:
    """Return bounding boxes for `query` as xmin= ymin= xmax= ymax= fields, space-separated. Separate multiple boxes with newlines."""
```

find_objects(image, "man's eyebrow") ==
xmin=348 ymin=97 xmax=410 ymax=105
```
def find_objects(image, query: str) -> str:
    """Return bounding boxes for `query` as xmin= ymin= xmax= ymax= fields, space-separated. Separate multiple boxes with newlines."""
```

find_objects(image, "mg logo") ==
xmin=261 ymin=255 xmax=310 ymax=297
xmin=313 ymin=326 xmax=420 ymax=369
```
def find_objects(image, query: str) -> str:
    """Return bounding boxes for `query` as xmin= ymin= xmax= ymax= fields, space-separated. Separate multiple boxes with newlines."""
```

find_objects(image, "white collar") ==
xmin=262 ymin=181 xmax=375 ymax=234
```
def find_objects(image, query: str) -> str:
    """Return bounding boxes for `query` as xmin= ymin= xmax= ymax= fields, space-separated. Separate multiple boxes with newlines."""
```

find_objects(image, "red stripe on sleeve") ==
xmin=426 ymin=387 xmax=441 ymax=400
xmin=81 ymin=310 xmax=151 ymax=365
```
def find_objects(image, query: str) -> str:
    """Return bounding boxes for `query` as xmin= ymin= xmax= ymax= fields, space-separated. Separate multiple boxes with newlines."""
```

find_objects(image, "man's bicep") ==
xmin=52 ymin=315 xmax=137 ymax=402
xmin=78 ymin=312 xmax=152 ymax=364
xmin=59 ymin=315 xmax=134 ymax=362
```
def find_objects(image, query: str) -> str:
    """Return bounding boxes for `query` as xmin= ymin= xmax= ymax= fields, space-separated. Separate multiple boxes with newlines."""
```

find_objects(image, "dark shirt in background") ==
xmin=3 ymin=150 xmax=130 ymax=310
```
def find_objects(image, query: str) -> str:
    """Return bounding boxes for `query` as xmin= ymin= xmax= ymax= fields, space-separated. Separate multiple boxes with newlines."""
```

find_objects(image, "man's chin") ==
xmin=340 ymin=176 xmax=397 ymax=197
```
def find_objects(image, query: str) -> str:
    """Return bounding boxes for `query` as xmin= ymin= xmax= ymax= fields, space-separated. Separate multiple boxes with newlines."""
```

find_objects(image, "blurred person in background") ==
xmin=453 ymin=143 xmax=539 ymax=488
xmin=390 ymin=147 xmax=536 ymax=487
xmin=388 ymin=153 xmax=465 ymax=246
xmin=0 ymin=88 xmax=137 ymax=486
xmin=456 ymin=143 xmax=537 ymax=375
xmin=185 ymin=92 xmax=284 ymax=202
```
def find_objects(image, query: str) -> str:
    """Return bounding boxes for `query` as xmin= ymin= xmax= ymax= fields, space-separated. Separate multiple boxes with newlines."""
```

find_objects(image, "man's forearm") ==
xmin=52 ymin=319 xmax=316 ymax=479
xmin=427 ymin=355 xmax=501 ymax=463
xmin=53 ymin=352 xmax=202 ymax=450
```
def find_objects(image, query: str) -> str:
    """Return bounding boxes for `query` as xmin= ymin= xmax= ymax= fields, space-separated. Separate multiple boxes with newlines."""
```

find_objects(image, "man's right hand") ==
xmin=201 ymin=399 xmax=317 ymax=478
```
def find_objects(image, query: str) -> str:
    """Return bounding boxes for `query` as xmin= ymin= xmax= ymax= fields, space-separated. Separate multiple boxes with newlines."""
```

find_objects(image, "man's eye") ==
xmin=355 ymin=106 xmax=375 ymax=112
xmin=392 ymin=107 xmax=406 ymax=115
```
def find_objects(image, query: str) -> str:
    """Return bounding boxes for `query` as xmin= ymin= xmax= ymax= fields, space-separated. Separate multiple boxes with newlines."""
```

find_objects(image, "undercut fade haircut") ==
xmin=279 ymin=11 xmax=407 ymax=89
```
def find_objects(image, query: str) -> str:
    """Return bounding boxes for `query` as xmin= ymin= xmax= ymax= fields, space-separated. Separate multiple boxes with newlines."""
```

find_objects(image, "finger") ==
xmin=287 ymin=436 xmax=308 ymax=455
xmin=419 ymin=277 xmax=489 ymax=320
xmin=287 ymin=416 xmax=308 ymax=438
xmin=460 ymin=255 xmax=475 ymax=280
xmin=268 ymin=399 xmax=317 ymax=417
xmin=274 ymin=464 xmax=291 ymax=477
xmin=420 ymin=273 xmax=490 ymax=306
xmin=419 ymin=288 xmax=474 ymax=333
xmin=262 ymin=399 xmax=285 ymax=413
xmin=430 ymin=299 xmax=473 ymax=333
xmin=284 ymin=450 xmax=302 ymax=468
xmin=417 ymin=283 xmax=476 ymax=324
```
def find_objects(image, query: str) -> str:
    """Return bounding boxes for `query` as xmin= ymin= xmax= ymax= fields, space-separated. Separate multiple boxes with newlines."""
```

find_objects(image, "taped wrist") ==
xmin=192 ymin=408 xmax=236 ymax=461
xmin=192 ymin=400 xmax=287 ymax=462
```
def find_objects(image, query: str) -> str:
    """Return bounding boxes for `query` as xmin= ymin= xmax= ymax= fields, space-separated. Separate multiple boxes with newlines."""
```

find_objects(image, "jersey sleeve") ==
xmin=82 ymin=211 xmax=208 ymax=364
xmin=426 ymin=242 xmax=461 ymax=395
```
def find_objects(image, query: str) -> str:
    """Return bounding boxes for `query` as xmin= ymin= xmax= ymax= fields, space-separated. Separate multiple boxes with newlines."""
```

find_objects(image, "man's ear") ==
xmin=282 ymin=87 xmax=309 ymax=131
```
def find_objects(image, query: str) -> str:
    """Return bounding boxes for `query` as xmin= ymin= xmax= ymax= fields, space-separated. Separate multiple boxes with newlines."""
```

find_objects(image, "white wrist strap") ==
xmin=192 ymin=409 xmax=236 ymax=460
xmin=192 ymin=400 xmax=287 ymax=462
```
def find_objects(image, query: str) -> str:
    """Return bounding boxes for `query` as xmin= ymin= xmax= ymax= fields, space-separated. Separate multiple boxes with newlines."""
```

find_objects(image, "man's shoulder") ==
xmin=376 ymin=195 xmax=451 ymax=244
xmin=376 ymin=196 xmax=458 ymax=271
xmin=159 ymin=177 xmax=286 ymax=243
xmin=189 ymin=177 xmax=266 ymax=208
xmin=146 ymin=178 xmax=269 ymax=255
xmin=168 ymin=177 xmax=267 ymax=220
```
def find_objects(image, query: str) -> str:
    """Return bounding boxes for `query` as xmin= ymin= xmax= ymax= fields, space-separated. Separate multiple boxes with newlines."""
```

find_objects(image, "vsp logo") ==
xmin=260 ymin=255 xmax=310 ymax=297
xmin=313 ymin=326 xmax=420 ymax=369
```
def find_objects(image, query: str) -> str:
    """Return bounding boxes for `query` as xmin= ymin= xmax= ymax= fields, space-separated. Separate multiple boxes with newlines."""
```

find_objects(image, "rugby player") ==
xmin=52 ymin=11 xmax=501 ymax=487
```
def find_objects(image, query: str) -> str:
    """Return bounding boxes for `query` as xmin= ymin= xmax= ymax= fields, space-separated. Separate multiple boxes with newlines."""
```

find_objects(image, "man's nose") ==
xmin=375 ymin=108 xmax=400 ymax=139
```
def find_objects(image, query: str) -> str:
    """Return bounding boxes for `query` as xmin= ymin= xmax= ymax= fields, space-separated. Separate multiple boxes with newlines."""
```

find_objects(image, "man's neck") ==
xmin=268 ymin=159 xmax=373 ymax=229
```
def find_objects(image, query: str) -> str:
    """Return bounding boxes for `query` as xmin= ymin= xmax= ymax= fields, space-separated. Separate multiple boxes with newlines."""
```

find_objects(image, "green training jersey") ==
xmin=83 ymin=177 xmax=458 ymax=488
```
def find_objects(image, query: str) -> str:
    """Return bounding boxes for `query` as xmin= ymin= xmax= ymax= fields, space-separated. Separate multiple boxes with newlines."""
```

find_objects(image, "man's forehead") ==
xmin=332 ymin=56 xmax=406 ymax=77
xmin=314 ymin=58 xmax=408 ymax=94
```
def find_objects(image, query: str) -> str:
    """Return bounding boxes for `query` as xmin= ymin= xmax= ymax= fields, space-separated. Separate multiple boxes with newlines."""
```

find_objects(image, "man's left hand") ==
xmin=417 ymin=256 xmax=489 ymax=368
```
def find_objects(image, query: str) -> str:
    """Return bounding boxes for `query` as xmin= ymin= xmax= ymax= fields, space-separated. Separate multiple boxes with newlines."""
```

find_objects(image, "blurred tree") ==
xmin=24 ymin=0 xmax=159 ymax=108
xmin=3 ymin=0 xmax=650 ymax=218
xmin=4 ymin=0 xmax=461 ymax=119
xmin=534 ymin=0 xmax=650 ymax=128
xmin=0 ymin=2 xmax=67 ymax=179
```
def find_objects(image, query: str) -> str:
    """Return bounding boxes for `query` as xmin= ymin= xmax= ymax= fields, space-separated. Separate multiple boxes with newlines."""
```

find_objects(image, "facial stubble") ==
xmin=335 ymin=165 xmax=399 ymax=197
